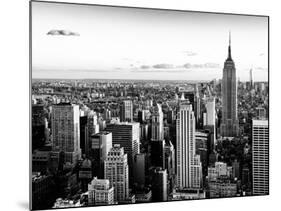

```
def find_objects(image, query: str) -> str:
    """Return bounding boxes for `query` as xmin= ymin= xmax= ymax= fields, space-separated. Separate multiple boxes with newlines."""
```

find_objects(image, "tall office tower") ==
xmin=32 ymin=104 xmax=47 ymax=150
xmin=104 ymin=145 xmax=129 ymax=202
xmin=194 ymin=84 xmax=201 ymax=127
xmin=138 ymin=110 xmax=145 ymax=124
xmin=195 ymin=131 xmax=209 ymax=180
xmin=80 ymin=116 xmax=88 ymax=156
xmin=79 ymin=158 xmax=92 ymax=192
xmin=205 ymin=97 xmax=217 ymax=150
xmin=86 ymin=113 xmax=95 ymax=157
xmin=32 ymin=173 xmax=55 ymax=210
xmin=51 ymin=103 xmax=81 ymax=164
xmin=164 ymin=126 xmax=170 ymax=140
xmin=150 ymin=139 xmax=165 ymax=169
xmin=87 ymin=111 xmax=99 ymax=137
xmin=106 ymin=122 xmax=140 ymax=171
xmin=167 ymin=109 xmax=174 ymax=124
xmin=206 ymin=98 xmax=216 ymax=126
xmin=98 ymin=118 xmax=106 ymax=131
xmin=176 ymin=104 xmax=202 ymax=189
xmin=120 ymin=100 xmax=133 ymax=122
xmin=103 ymin=108 xmax=112 ymax=122
xmin=150 ymin=103 xmax=165 ymax=170
xmin=179 ymin=87 xmax=201 ymax=127
xmin=91 ymin=131 xmax=112 ymax=178
xmin=151 ymin=167 xmax=168 ymax=202
xmin=151 ymin=103 xmax=164 ymax=141
xmin=250 ymin=68 xmax=254 ymax=89
xmin=80 ymin=111 xmax=99 ymax=157
xmin=220 ymin=33 xmax=239 ymax=137
xmin=133 ymin=153 xmax=147 ymax=186
xmin=140 ymin=123 xmax=149 ymax=141
xmin=32 ymin=104 xmax=46 ymax=126
xmin=252 ymin=119 xmax=269 ymax=195
xmin=165 ymin=141 xmax=176 ymax=193
xmin=165 ymin=141 xmax=175 ymax=176
xmin=88 ymin=177 xmax=114 ymax=205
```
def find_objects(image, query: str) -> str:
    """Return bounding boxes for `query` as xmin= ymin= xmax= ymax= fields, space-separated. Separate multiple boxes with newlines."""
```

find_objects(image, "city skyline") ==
xmin=32 ymin=2 xmax=268 ymax=81
xmin=31 ymin=2 xmax=269 ymax=210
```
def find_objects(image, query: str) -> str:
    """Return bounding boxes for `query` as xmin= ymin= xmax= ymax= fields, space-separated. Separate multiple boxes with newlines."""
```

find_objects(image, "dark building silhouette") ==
xmin=150 ymin=139 xmax=165 ymax=169
xmin=32 ymin=104 xmax=47 ymax=151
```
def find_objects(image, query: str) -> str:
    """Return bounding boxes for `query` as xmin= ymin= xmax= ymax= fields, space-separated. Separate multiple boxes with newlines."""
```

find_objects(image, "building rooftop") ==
xmin=92 ymin=131 xmax=111 ymax=136
xmin=252 ymin=119 xmax=268 ymax=126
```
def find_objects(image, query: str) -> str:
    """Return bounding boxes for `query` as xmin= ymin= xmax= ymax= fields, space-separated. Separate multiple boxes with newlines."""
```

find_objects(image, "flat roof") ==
xmin=252 ymin=119 xmax=268 ymax=126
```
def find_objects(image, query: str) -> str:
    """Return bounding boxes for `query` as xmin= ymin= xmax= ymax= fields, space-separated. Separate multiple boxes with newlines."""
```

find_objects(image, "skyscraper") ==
xmin=80 ymin=116 xmax=88 ymax=156
xmin=206 ymin=98 xmax=216 ymax=127
xmin=150 ymin=139 xmax=165 ymax=169
xmin=133 ymin=153 xmax=147 ymax=186
xmin=165 ymin=141 xmax=176 ymax=193
xmin=105 ymin=122 xmax=140 ymax=169
xmin=179 ymin=86 xmax=201 ymax=127
xmin=79 ymin=158 xmax=92 ymax=191
xmin=85 ymin=111 xmax=100 ymax=157
xmin=151 ymin=167 xmax=168 ymax=202
xmin=120 ymin=100 xmax=133 ymax=122
xmin=252 ymin=119 xmax=269 ymax=195
xmin=194 ymin=84 xmax=201 ymax=127
xmin=220 ymin=33 xmax=239 ymax=137
xmin=150 ymin=103 xmax=165 ymax=169
xmin=176 ymin=104 xmax=202 ymax=189
xmin=205 ymin=97 xmax=217 ymax=151
xmin=80 ymin=111 xmax=99 ymax=157
xmin=51 ymin=103 xmax=81 ymax=164
xmin=91 ymin=131 xmax=112 ymax=178
xmin=88 ymin=177 xmax=114 ymax=205
xmin=195 ymin=131 xmax=209 ymax=180
xmin=32 ymin=104 xmax=48 ymax=150
xmin=104 ymin=145 xmax=129 ymax=202
xmin=151 ymin=103 xmax=164 ymax=141
xmin=250 ymin=68 xmax=254 ymax=90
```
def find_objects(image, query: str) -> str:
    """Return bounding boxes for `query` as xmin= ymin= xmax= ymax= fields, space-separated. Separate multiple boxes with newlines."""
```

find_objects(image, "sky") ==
xmin=32 ymin=1 xmax=268 ymax=81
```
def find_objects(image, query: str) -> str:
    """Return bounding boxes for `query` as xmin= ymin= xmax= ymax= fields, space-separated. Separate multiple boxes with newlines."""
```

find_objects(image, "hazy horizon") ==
xmin=32 ymin=2 xmax=268 ymax=81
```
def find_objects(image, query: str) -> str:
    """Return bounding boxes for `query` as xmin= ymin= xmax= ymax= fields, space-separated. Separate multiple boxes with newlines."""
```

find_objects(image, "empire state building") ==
xmin=220 ymin=33 xmax=239 ymax=137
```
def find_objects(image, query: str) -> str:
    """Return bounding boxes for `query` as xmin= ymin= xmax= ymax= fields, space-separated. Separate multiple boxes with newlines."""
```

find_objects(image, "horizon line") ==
xmin=32 ymin=77 xmax=268 ymax=83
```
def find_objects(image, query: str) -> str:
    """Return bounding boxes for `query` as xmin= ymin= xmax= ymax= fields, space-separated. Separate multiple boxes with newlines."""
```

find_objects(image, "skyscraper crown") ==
xmin=226 ymin=31 xmax=233 ymax=61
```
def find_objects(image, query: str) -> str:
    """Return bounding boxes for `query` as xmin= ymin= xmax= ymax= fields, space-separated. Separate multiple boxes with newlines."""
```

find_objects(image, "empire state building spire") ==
xmin=227 ymin=31 xmax=232 ymax=61
xmin=220 ymin=32 xmax=239 ymax=137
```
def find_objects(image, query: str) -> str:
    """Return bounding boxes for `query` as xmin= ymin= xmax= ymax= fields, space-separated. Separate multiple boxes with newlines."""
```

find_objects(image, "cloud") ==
xmin=122 ymin=58 xmax=133 ymax=61
xmin=183 ymin=63 xmax=192 ymax=69
xmin=255 ymin=66 xmax=268 ymax=71
xmin=129 ymin=62 xmax=220 ymax=73
xmin=47 ymin=29 xmax=80 ymax=36
xmin=259 ymin=53 xmax=265 ymax=56
xmin=131 ymin=69 xmax=186 ymax=73
xmin=182 ymin=62 xmax=220 ymax=69
xmin=183 ymin=51 xmax=197 ymax=56
xmin=204 ymin=63 xmax=220 ymax=68
xmin=140 ymin=65 xmax=151 ymax=69
xmin=152 ymin=63 xmax=174 ymax=69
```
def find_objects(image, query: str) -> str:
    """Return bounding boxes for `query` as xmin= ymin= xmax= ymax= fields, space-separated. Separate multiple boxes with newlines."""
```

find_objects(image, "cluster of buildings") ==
xmin=31 ymin=36 xmax=269 ymax=210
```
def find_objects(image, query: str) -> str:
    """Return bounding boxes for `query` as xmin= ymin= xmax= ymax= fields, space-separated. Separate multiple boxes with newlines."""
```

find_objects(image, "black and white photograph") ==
xmin=30 ymin=1 xmax=269 ymax=210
